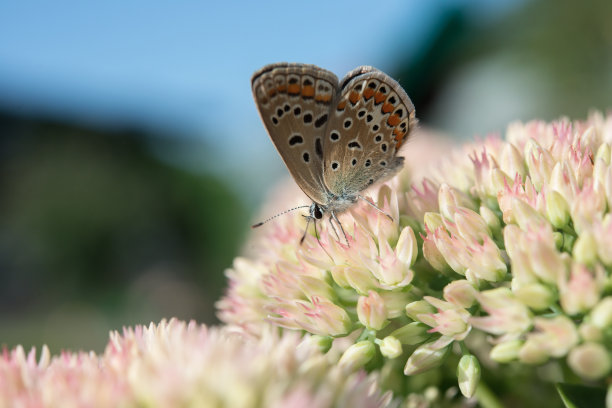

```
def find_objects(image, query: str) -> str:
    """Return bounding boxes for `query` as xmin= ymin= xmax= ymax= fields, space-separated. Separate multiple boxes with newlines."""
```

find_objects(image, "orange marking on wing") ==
xmin=302 ymin=85 xmax=315 ymax=97
xmin=387 ymin=114 xmax=400 ymax=127
xmin=382 ymin=103 xmax=394 ymax=114
xmin=268 ymin=89 xmax=277 ymax=97
xmin=363 ymin=88 xmax=375 ymax=100
xmin=349 ymin=91 xmax=360 ymax=105
xmin=287 ymin=84 xmax=301 ymax=95
xmin=277 ymin=85 xmax=287 ymax=93
xmin=337 ymin=100 xmax=346 ymax=111
xmin=315 ymin=94 xmax=332 ymax=103
xmin=374 ymin=92 xmax=386 ymax=104
xmin=393 ymin=128 xmax=405 ymax=142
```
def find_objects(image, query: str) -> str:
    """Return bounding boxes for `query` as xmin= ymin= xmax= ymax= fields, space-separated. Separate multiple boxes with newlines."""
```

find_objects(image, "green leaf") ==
xmin=556 ymin=383 xmax=606 ymax=408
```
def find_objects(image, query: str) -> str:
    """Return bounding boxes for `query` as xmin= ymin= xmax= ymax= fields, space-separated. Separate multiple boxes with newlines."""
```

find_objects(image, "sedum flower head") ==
xmin=0 ymin=319 xmax=392 ymax=407
xmin=219 ymin=115 xmax=612 ymax=402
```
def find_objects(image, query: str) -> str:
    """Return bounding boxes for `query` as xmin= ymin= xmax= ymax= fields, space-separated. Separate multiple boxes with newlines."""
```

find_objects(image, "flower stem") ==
xmin=475 ymin=381 xmax=504 ymax=408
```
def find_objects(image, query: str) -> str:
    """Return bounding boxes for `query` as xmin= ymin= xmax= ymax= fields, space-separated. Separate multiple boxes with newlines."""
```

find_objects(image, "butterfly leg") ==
xmin=300 ymin=216 xmax=312 ymax=245
xmin=331 ymin=211 xmax=350 ymax=246
xmin=328 ymin=215 xmax=341 ymax=242
xmin=357 ymin=194 xmax=393 ymax=221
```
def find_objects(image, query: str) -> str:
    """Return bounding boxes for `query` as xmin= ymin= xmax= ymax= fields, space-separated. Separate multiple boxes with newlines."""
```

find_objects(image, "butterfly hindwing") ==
xmin=252 ymin=63 xmax=338 ymax=205
xmin=322 ymin=66 xmax=416 ymax=197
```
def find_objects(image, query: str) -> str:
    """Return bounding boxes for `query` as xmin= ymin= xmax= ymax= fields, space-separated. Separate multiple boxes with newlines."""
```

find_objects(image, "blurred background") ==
xmin=0 ymin=0 xmax=610 ymax=353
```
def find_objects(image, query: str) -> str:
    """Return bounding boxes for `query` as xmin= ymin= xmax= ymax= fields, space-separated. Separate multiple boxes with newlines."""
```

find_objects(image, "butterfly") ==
xmin=251 ymin=63 xmax=416 ymax=244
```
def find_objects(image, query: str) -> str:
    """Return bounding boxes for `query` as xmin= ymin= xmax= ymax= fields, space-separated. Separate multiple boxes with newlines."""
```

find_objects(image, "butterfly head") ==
xmin=309 ymin=202 xmax=324 ymax=220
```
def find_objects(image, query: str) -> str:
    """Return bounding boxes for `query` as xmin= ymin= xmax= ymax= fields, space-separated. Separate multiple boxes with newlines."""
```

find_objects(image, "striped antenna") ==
xmin=251 ymin=205 xmax=311 ymax=228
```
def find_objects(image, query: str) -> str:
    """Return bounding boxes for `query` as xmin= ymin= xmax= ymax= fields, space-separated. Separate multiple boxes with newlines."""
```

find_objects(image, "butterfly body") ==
xmin=252 ymin=63 xmax=415 ymax=241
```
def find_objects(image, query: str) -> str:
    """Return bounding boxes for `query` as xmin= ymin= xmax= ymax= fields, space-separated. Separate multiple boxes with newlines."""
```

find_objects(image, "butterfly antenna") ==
xmin=252 ymin=205 xmax=311 ymax=228
xmin=357 ymin=195 xmax=394 ymax=221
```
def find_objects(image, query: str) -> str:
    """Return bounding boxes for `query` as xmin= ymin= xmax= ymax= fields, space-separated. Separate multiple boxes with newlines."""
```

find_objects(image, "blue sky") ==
xmin=0 ymin=0 xmax=519 ymax=195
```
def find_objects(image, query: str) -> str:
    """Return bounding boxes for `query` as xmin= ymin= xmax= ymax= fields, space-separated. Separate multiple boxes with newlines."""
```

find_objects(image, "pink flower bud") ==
xmin=567 ymin=342 xmax=611 ymax=381
xmin=549 ymin=161 xmax=578 ymax=205
xmin=479 ymin=205 xmax=501 ymax=237
xmin=594 ymin=215 xmax=612 ymax=266
xmin=571 ymin=182 xmax=606 ymax=234
xmin=501 ymin=142 xmax=527 ymax=181
xmin=357 ymin=291 xmax=388 ymax=330
xmin=339 ymin=341 xmax=376 ymax=372
xmin=389 ymin=322 xmax=430 ymax=345
xmin=470 ymin=288 xmax=532 ymax=336
xmin=524 ymin=138 xmax=555 ymax=191
xmin=405 ymin=300 xmax=436 ymax=322
xmin=419 ymin=297 xmax=471 ymax=340
xmin=490 ymin=340 xmax=523 ymax=363
xmin=522 ymin=316 xmax=578 ymax=362
xmin=595 ymin=142 xmax=611 ymax=164
xmin=457 ymin=354 xmax=481 ymax=398
xmin=578 ymin=322 xmax=603 ymax=342
xmin=559 ymin=263 xmax=600 ymax=315
xmin=422 ymin=229 xmax=450 ymax=273
xmin=395 ymin=226 xmax=418 ymax=267
xmin=572 ymin=231 xmax=598 ymax=267
xmin=591 ymin=297 xmax=612 ymax=329
xmin=379 ymin=336 xmax=403 ymax=359
xmin=513 ymin=283 xmax=555 ymax=311
xmin=404 ymin=339 xmax=451 ymax=376
xmin=454 ymin=207 xmax=491 ymax=243
xmin=545 ymin=189 xmax=570 ymax=229
xmin=443 ymin=280 xmax=477 ymax=308
xmin=510 ymin=197 xmax=547 ymax=230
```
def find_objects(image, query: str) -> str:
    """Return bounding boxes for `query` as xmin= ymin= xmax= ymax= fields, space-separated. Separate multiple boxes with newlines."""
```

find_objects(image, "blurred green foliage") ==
xmin=0 ymin=112 xmax=247 ymax=352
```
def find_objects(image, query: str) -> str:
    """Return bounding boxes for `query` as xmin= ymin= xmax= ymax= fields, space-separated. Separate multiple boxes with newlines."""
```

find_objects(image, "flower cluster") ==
xmin=0 ymin=319 xmax=391 ymax=407
xmin=219 ymin=113 xmax=612 ymax=403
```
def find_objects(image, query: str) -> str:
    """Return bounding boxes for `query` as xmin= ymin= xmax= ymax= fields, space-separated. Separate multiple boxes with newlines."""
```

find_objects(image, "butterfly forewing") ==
xmin=252 ymin=63 xmax=338 ymax=205
xmin=322 ymin=67 xmax=416 ymax=197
